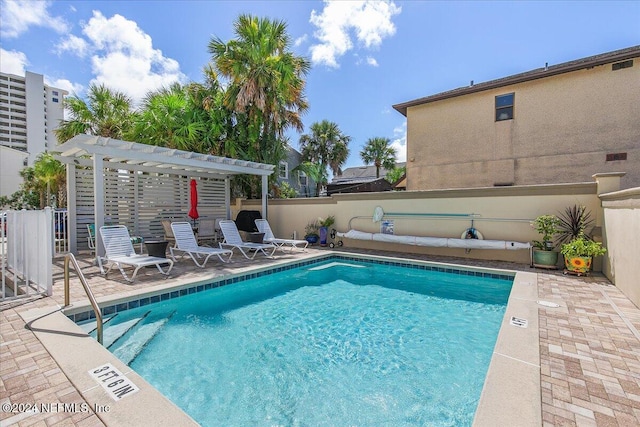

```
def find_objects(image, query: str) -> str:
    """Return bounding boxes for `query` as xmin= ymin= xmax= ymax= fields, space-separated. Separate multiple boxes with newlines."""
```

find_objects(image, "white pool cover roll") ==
xmin=336 ymin=229 xmax=531 ymax=250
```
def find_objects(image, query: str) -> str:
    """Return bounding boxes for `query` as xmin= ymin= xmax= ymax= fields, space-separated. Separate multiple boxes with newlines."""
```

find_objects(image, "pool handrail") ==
xmin=64 ymin=253 xmax=103 ymax=345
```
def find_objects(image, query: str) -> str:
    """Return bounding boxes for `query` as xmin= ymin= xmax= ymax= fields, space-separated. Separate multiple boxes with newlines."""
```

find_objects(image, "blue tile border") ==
xmin=68 ymin=254 xmax=513 ymax=323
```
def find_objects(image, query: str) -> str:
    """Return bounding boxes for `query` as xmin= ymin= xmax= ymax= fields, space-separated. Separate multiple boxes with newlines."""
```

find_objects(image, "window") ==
xmin=278 ymin=161 xmax=288 ymax=179
xmin=52 ymin=90 xmax=59 ymax=96
xmin=52 ymin=97 xmax=59 ymax=103
xmin=495 ymin=93 xmax=514 ymax=121
xmin=298 ymin=171 xmax=308 ymax=186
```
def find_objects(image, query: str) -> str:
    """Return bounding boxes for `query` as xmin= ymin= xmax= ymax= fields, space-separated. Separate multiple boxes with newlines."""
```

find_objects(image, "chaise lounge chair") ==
xmin=255 ymin=219 xmax=308 ymax=252
xmin=219 ymin=220 xmax=277 ymax=259
xmin=169 ymin=222 xmax=233 ymax=267
xmin=99 ymin=225 xmax=173 ymax=282
xmin=88 ymin=223 xmax=144 ymax=254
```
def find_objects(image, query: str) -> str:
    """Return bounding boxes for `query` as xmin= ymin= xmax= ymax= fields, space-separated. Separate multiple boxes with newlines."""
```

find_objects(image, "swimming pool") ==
xmin=80 ymin=256 xmax=513 ymax=426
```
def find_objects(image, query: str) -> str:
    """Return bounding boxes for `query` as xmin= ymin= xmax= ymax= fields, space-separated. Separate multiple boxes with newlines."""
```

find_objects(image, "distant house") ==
xmin=275 ymin=145 xmax=317 ymax=197
xmin=393 ymin=46 xmax=640 ymax=190
xmin=327 ymin=163 xmax=405 ymax=194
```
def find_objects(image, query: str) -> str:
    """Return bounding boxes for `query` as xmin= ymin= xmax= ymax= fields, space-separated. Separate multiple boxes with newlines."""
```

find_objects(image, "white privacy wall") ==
xmin=73 ymin=166 xmax=226 ymax=251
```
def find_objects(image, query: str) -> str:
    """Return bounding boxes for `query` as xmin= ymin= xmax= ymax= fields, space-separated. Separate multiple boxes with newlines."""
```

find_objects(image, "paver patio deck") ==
xmin=1 ymin=248 xmax=639 ymax=426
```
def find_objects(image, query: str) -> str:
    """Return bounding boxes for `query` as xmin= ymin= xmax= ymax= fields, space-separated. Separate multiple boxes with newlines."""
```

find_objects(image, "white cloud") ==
xmin=55 ymin=34 xmax=89 ymax=57
xmin=0 ymin=0 xmax=68 ymax=38
xmin=390 ymin=121 xmax=407 ymax=162
xmin=0 ymin=48 xmax=28 ymax=75
xmin=68 ymin=11 xmax=186 ymax=105
xmin=46 ymin=77 xmax=84 ymax=96
xmin=309 ymin=0 xmax=400 ymax=68
xmin=294 ymin=34 xmax=308 ymax=48
xmin=366 ymin=56 xmax=378 ymax=67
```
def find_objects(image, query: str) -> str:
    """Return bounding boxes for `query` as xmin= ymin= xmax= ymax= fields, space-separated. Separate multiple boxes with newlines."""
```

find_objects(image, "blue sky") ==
xmin=1 ymin=0 xmax=639 ymax=170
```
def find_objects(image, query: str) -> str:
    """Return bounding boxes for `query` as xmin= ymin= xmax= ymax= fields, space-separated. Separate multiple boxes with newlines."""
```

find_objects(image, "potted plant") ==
xmin=560 ymin=233 xmax=606 ymax=275
xmin=317 ymin=215 xmax=335 ymax=246
xmin=304 ymin=220 xmax=320 ymax=245
xmin=557 ymin=205 xmax=594 ymax=244
xmin=531 ymin=214 xmax=561 ymax=268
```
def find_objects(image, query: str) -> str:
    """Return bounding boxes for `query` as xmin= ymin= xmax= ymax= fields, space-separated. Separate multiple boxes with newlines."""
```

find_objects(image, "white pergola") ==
xmin=56 ymin=134 xmax=274 ymax=256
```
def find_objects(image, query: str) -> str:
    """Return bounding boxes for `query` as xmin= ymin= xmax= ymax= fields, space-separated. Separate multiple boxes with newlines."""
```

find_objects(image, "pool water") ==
xmin=102 ymin=259 xmax=512 ymax=426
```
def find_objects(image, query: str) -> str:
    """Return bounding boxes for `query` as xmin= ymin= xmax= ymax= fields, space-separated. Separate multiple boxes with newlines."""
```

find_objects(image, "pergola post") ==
xmin=66 ymin=163 xmax=77 ymax=254
xmin=225 ymin=177 xmax=231 ymax=220
xmin=93 ymin=154 xmax=105 ymax=259
xmin=262 ymin=175 xmax=268 ymax=220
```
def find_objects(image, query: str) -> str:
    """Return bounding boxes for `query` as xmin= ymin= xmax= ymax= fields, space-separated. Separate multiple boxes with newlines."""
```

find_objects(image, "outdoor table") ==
xmin=145 ymin=240 xmax=169 ymax=259
xmin=248 ymin=232 xmax=265 ymax=243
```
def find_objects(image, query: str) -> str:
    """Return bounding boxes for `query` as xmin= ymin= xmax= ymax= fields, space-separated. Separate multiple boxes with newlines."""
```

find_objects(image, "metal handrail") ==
xmin=64 ymin=253 xmax=103 ymax=344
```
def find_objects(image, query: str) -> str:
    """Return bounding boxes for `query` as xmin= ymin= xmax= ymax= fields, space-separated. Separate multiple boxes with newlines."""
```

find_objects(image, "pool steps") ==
xmin=77 ymin=315 xmax=116 ymax=334
xmin=108 ymin=310 xmax=177 ymax=365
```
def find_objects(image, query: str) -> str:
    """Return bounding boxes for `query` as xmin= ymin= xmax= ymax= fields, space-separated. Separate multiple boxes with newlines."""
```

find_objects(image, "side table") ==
xmin=145 ymin=240 xmax=169 ymax=260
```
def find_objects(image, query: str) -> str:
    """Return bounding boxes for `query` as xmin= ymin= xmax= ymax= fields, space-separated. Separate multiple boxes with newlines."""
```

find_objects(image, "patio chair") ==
xmin=219 ymin=220 xmax=277 ymax=259
xmin=88 ymin=223 xmax=144 ymax=254
xmin=196 ymin=218 xmax=220 ymax=246
xmin=255 ymin=219 xmax=308 ymax=252
xmin=161 ymin=220 xmax=176 ymax=247
xmin=99 ymin=225 xmax=173 ymax=282
xmin=169 ymin=222 xmax=233 ymax=267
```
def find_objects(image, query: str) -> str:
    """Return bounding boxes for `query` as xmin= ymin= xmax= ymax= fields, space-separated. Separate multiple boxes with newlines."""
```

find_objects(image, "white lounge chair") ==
xmin=255 ymin=219 xmax=308 ymax=252
xmin=99 ymin=225 xmax=173 ymax=282
xmin=219 ymin=220 xmax=277 ymax=259
xmin=169 ymin=222 xmax=233 ymax=267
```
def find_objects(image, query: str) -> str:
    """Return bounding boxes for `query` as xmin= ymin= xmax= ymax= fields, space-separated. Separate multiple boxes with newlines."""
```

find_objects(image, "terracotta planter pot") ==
xmin=564 ymin=256 xmax=592 ymax=275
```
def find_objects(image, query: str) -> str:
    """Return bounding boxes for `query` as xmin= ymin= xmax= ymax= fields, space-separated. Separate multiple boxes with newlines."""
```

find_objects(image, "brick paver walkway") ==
xmin=1 ymin=249 xmax=639 ymax=426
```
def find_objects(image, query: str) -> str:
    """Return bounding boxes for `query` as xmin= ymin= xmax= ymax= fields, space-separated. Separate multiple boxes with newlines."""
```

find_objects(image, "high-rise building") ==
xmin=0 ymin=71 xmax=67 ymax=198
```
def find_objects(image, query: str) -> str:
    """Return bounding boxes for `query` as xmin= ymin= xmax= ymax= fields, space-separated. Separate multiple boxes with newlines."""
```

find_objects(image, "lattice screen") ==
xmin=74 ymin=168 xmax=225 ymax=250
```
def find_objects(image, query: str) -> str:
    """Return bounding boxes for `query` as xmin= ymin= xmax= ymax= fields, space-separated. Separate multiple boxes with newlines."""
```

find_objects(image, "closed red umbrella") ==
xmin=188 ymin=179 xmax=199 ymax=227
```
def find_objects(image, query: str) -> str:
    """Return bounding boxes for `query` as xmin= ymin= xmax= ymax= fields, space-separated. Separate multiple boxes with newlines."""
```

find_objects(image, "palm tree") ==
xmin=129 ymin=83 xmax=206 ymax=151
xmin=55 ymin=84 xmax=134 ymax=143
xmin=292 ymin=161 xmax=327 ymax=197
xmin=33 ymin=153 xmax=67 ymax=207
xmin=208 ymin=14 xmax=310 ymax=197
xmin=299 ymin=120 xmax=351 ymax=196
xmin=360 ymin=137 xmax=397 ymax=178
xmin=208 ymin=14 xmax=309 ymax=143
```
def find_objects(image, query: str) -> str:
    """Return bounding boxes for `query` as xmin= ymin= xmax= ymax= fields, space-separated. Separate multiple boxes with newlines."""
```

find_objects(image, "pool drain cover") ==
xmin=510 ymin=316 xmax=528 ymax=328
xmin=537 ymin=300 xmax=561 ymax=308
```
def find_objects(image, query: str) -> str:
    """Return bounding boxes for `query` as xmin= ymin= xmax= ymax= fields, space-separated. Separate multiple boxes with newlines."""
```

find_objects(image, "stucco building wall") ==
xmin=403 ymin=49 xmax=640 ymax=190
xmin=0 ymin=146 xmax=28 ymax=198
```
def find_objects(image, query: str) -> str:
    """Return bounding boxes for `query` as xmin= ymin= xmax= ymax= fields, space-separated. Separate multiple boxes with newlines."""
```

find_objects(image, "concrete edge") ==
xmin=473 ymin=271 xmax=543 ymax=427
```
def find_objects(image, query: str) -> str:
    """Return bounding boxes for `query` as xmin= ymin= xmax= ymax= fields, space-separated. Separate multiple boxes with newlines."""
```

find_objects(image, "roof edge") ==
xmin=393 ymin=45 xmax=640 ymax=116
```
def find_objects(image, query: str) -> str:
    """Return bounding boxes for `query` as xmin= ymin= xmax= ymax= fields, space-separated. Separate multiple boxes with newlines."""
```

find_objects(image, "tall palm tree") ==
xmin=299 ymin=120 xmax=351 ymax=196
xmin=360 ymin=137 xmax=397 ymax=178
xmin=208 ymin=14 xmax=310 ymax=198
xmin=208 ymin=14 xmax=309 ymax=143
xmin=55 ymin=84 xmax=134 ymax=143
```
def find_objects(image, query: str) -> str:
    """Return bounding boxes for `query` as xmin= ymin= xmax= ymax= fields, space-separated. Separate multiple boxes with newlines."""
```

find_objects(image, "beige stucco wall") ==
xmin=601 ymin=187 xmax=640 ymax=308
xmin=238 ymin=182 xmax=601 ymax=266
xmin=406 ymin=58 xmax=640 ymax=190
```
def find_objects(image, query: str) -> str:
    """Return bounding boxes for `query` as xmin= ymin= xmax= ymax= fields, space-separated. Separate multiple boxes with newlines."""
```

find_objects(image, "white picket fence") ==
xmin=1 ymin=208 xmax=53 ymax=301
